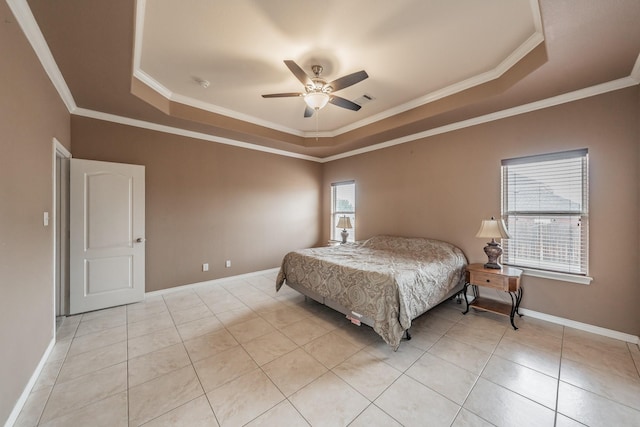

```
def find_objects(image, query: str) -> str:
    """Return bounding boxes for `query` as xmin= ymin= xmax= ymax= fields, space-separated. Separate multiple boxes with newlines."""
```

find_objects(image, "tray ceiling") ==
xmin=17 ymin=0 xmax=640 ymax=158
xmin=134 ymin=0 xmax=542 ymax=137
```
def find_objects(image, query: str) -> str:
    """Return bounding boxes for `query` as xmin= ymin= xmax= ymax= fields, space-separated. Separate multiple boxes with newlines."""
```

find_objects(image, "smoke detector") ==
xmin=193 ymin=76 xmax=210 ymax=89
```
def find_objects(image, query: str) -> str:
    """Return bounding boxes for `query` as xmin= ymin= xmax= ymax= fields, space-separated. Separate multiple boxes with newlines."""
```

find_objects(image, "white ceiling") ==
xmin=134 ymin=0 xmax=543 ymax=136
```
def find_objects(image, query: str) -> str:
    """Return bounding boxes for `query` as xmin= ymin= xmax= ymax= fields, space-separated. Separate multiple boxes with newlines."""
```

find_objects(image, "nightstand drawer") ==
xmin=468 ymin=271 xmax=509 ymax=291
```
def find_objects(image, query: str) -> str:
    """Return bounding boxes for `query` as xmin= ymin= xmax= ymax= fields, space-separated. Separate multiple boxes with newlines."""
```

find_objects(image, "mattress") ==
xmin=276 ymin=235 xmax=467 ymax=348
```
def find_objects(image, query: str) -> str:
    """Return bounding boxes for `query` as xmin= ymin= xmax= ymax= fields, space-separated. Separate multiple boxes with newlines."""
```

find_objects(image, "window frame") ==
xmin=501 ymin=149 xmax=591 ymax=283
xmin=330 ymin=181 xmax=356 ymax=243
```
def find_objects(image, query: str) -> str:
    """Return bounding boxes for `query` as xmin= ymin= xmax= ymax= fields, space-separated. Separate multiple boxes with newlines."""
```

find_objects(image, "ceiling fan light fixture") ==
xmin=304 ymin=92 xmax=330 ymax=110
xmin=263 ymin=60 xmax=368 ymax=117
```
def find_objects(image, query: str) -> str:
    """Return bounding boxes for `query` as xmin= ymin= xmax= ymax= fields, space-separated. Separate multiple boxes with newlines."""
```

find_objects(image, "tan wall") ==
xmin=0 ymin=3 xmax=71 ymax=423
xmin=323 ymin=87 xmax=640 ymax=336
xmin=71 ymin=117 xmax=323 ymax=292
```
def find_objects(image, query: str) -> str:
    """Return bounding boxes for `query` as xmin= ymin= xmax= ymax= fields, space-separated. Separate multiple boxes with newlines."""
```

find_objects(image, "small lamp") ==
xmin=475 ymin=216 xmax=511 ymax=269
xmin=336 ymin=216 xmax=353 ymax=244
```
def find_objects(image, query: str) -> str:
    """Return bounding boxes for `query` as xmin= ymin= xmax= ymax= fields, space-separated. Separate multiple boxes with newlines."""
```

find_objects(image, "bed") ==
xmin=276 ymin=235 xmax=467 ymax=349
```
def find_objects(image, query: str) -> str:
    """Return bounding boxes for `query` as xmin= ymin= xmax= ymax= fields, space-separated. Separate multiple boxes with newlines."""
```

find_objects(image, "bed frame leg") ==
xmin=404 ymin=329 xmax=412 ymax=341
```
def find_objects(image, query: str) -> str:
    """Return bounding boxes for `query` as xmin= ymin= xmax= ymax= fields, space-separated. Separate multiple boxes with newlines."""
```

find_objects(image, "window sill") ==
xmin=519 ymin=267 xmax=593 ymax=285
xmin=327 ymin=240 xmax=356 ymax=246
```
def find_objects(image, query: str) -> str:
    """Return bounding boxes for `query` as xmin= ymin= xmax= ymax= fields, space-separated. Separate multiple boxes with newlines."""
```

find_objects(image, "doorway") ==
xmin=53 ymin=139 xmax=71 ymax=326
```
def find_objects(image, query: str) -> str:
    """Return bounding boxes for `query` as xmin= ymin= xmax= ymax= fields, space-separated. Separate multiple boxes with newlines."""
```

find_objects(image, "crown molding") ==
xmin=74 ymin=73 xmax=636 ymax=165
xmin=72 ymin=108 xmax=323 ymax=163
xmin=132 ymin=0 xmax=146 ymax=76
xmin=132 ymin=69 xmax=173 ymax=99
xmin=6 ymin=0 xmax=77 ymax=113
xmin=132 ymin=68 xmax=308 ymax=137
xmin=631 ymin=53 xmax=640 ymax=83
xmin=131 ymin=0 xmax=307 ymax=138
xmin=323 ymin=76 xmax=639 ymax=163
xmin=332 ymin=32 xmax=545 ymax=138
xmin=11 ymin=0 xmax=640 ymax=164
xmin=169 ymin=91 xmax=307 ymax=138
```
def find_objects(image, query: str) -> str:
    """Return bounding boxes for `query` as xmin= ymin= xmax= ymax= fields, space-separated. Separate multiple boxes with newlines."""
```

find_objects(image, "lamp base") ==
xmin=483 ymin=262 xmax=503 ymax=269
xmin=340 ymin=229 xmax=349 ymax=244
xmin=483 ymin=241 xmax=503 ymax=269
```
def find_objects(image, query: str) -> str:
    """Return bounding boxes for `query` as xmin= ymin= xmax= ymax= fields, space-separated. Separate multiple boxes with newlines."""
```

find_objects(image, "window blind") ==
xmin=501 ymin=149 xmax=588 ymax=275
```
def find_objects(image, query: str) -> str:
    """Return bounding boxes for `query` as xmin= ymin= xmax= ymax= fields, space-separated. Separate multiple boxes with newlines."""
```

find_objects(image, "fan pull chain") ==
xmin=315 ymin=109 xmax=319 ymax=141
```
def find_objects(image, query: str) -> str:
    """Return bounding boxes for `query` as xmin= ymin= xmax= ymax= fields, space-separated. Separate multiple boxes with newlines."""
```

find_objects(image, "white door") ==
xmin=69 ymin=159 xmax=145 ymax=314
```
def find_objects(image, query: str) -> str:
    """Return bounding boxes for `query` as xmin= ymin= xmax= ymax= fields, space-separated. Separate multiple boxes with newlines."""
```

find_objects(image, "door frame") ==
xmin=52 ymin=138 xmax=71 ymax=332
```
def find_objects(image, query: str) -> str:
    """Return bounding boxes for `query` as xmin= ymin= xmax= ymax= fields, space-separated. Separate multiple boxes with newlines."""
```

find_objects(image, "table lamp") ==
xmin=475 ymin=216 xmax=511 ymax=269
xmin=336 ymin=216 xmax=353 ymax=244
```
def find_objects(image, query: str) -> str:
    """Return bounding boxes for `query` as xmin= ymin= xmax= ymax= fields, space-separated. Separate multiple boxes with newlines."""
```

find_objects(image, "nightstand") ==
xmin=463 ymin=263 xmax=523 ymax=329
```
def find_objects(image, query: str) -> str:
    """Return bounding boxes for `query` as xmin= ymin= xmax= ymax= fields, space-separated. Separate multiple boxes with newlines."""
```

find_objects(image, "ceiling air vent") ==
xmin=354 ymin=94 xmax=375 ymax=106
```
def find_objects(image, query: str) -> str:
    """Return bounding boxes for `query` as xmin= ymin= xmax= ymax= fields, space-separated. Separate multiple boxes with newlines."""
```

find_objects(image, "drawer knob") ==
xmin=486 ymin=279 xmax=491 ymax=282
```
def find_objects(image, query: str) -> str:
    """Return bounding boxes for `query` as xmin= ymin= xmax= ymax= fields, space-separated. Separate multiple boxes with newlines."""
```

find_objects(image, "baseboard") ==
xmin=463 ymin=290 xmax=639 ymax=345
xmin=4 ymin=338 xmax=55 ymax=427
xmin=519 ymin=308 xmax=639 ymax=345
xmin=145 ymin=267 xmax=280 ymax=298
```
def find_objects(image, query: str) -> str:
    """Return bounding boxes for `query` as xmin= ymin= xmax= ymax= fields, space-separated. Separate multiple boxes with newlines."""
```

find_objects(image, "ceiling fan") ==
xmin=262 ymin=60 xmax=369 ymax=117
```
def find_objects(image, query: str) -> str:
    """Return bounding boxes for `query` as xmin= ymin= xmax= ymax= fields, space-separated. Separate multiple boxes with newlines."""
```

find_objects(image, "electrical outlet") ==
xmin=225 ymin=260 xmax=231 ymax=268
xmin=202 ymin=263 xmax=209 ymax=272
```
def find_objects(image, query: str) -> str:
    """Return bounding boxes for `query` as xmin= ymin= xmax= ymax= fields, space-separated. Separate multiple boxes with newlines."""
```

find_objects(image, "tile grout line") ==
xmin=629 ymin=342 xmax=640 ymax=378
xmin=560 ymin=331 xmax=640 ymax=416
xmin=554 ymin=326 xmax=565 ymax=427
xmin=454 ymin=315 xmax=506 ymax=427
xmin=27 ymin=275 xmax=639 ymax=426
xmin=43 ymin=311 xmax=128 ymax=426
xmin=129 ymin=294 xmax=200 ymax=426
xmin=186 ymin=282 xmax=290 ymax=425
xmin=221 ymin=279 xmax=378 ymax=425
xmin=353 ymin=312 xmax=464 ymax=425
xmin=249 ymin=302 xmax=331 ymax=425
xmin=178 ymin=291 xmax=224 ymax=427
xmin=213 ymin=281 xmax=320 ymax=425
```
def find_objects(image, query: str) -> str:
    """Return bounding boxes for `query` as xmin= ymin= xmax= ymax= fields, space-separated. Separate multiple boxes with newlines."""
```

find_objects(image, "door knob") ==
xmin=135 ymin=237 xmax=145 ymax=243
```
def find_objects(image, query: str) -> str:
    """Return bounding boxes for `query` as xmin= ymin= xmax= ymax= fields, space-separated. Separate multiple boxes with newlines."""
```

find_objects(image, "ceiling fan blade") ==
xmin=262 ymin=92 xmax=303 ymax=98
xmin=327 ymin=70 xmax=368 ymax=92
xmin=284 ymin=60 xmax=312 ymax=87
xmin=304 ymin=106 xmax=315 ymax=117
xmin=329 ymin=96 xmax=361 ymax=111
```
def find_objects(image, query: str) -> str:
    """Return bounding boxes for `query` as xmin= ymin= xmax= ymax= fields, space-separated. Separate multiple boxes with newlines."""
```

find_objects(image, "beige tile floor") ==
xmin=14 ymin=271 xmax=640 ymax=426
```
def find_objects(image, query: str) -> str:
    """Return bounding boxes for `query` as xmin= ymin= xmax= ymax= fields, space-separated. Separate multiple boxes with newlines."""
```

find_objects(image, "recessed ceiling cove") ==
xmin=133 ymin=0 xmax=543 ymax=136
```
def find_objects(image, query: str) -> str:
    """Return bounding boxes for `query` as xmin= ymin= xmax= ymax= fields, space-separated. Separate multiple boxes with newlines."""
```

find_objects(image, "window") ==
xmin=501 ymin=149 xmax=588 ymax=275
xmin=331 ymin=181 xmax=356 ymax=242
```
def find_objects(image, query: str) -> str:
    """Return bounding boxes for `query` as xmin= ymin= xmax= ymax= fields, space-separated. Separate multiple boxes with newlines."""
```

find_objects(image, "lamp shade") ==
xmin=475 ymin=217 xmax=511 ymax=239
xmin=304 ymin=92 xmax=330 ymax=110
xmin=336 ymin=216 xmax=353 ymax=229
